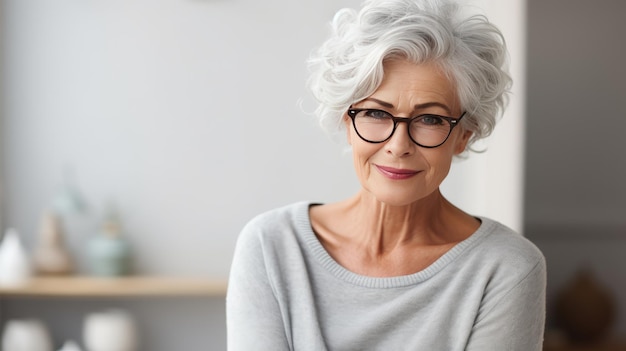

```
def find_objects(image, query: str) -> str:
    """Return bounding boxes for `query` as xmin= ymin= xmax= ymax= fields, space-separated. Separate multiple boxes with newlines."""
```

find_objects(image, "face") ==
xmin=345 ymin=59 xmax=471 ymax=207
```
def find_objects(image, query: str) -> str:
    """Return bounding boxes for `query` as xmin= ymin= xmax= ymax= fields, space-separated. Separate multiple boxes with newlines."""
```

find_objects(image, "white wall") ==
xmin=1 ymin=0 xmax=362 ymax=279
xmin=1 ymin=1 xmax=361 ymax=349
xmin=1 ymin=0 xmax=526 ymax=279
xmin=442 ymin=0 xmax=526 ymax=233
xmin=1 ymin=0 xmax=526 ymax=349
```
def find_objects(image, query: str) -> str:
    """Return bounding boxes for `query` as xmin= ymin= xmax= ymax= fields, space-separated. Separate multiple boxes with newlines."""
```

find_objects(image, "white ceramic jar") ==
xmin=1 ymin=319 xmax=53 ymax=351
xmin=83 ymin=309 xmax=138 ymax=351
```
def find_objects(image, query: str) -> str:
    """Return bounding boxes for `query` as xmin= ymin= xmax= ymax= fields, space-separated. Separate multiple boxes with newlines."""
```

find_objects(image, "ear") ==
xmin=454 ymin=130 xmax=472 ymax=154
xmin=344 ymin=114 xmax=353 ymax=145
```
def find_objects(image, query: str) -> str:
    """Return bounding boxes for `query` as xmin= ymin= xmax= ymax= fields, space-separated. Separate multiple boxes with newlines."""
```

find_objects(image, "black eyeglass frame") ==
xmin=346 ymin=108 xmax=467 ymax=148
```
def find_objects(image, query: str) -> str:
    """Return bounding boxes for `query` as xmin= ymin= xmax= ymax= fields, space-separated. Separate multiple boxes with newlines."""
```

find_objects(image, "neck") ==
xmin=340 ymin=189 xmax=468 ymax=255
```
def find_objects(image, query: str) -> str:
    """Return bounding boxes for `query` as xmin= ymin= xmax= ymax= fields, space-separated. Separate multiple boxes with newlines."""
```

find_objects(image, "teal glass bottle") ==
xmin=88 ymin=216 xmax=131 ymax=277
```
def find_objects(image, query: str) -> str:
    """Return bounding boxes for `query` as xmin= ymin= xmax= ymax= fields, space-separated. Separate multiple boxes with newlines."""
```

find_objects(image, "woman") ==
xmin=227 ymin=0 xmax=546 ymax=350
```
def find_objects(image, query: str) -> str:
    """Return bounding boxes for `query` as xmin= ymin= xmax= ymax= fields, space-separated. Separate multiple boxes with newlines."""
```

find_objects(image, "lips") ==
xmin=375 ymin=165 xmax=420 ymax=180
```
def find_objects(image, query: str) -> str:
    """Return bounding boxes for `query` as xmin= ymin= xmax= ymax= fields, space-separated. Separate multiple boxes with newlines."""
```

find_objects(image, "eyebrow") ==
xmin=362 ymin=97 xmax=452 ymax=115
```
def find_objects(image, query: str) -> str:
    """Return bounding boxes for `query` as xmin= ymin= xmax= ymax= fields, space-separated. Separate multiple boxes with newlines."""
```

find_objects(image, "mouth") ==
xmin=374 ymin=165 xmax=420 ymax=180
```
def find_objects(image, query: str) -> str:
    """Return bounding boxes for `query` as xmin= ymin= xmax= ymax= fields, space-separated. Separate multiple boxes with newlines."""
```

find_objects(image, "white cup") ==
xmin=2 ymin=319 xmax=53 ymax=351
xmin=83 ymin=309 xmax=138 ymax=351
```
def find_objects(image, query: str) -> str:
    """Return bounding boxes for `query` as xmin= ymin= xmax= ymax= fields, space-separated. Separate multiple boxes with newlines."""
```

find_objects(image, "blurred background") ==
xmin=0 ymin=0 xmax=623 ymax=350
xmin=525 ymin=1 xmax=626 ymax=350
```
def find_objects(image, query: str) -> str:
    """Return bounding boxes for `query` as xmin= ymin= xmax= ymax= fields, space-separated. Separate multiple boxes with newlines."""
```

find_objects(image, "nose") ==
xmin=385 ymin=122 xmax=414 ymax=157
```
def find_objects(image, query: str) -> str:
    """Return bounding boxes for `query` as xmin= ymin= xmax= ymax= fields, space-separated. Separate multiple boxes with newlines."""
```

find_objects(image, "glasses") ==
xmin=347 ymin=108 xmax=466 ymax=148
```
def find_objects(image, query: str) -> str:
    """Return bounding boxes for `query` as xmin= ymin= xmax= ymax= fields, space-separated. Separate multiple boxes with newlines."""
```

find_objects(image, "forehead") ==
xmin=369 ymin=59 xmax=459 ymax=113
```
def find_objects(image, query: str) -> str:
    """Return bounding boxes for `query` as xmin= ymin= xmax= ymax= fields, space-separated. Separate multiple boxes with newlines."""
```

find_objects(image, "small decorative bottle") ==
xmin=32 ymin=210 xmax=74 ymax=275
xmin=87 ymin=213 xmax=131 ymax=277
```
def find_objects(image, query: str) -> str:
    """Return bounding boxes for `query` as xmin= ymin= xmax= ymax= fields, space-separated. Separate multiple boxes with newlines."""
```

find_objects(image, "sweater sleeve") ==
xmin=465 ymin=257 xmax=547 ymax=351
xmin=226 ymin=224 xmax=291 ymax=351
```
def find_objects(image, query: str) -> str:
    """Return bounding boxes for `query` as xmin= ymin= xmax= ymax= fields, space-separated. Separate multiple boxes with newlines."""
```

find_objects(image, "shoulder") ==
xmin=230 ymin=202 xmax=316 ymax=292
xmin=240 ymin=202 xmax=310 ymax=237
xmin=476 ymin=218 xmax=546 ymax=272
xmin=235 ymin=201 xmax=312 ymax=255
xmin=460 ymin=218 xmax=547 ymax=332
xmin=466 ymin=217 xmax=546 ymax=299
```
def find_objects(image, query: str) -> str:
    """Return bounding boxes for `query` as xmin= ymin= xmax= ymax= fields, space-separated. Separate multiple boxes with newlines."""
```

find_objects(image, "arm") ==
xmin=466 ymin=258 xmax=547 ymax=351
xmin=226 ymin=227 xmax=290 ymax=351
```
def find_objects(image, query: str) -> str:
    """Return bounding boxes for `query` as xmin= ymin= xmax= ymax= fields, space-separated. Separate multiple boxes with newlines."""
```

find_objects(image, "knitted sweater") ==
xmin=227 ymin=202 xmax=546 ymax=350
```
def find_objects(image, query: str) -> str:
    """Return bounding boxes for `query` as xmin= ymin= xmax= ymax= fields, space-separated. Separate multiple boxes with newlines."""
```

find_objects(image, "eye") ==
xmin=416 ymin=114 xmax=446 ymax=126
xmin=361 ymin=109 xmax=391 ymax=120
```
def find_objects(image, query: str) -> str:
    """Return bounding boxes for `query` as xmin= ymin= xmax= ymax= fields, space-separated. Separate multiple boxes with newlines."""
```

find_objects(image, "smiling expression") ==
xmin=345 ymin=59 xmax=471 ymax=207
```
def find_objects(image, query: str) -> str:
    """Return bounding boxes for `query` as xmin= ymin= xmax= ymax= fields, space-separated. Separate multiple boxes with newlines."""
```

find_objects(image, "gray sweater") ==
xmin=227 ymin=202 xmax=546 ymax=350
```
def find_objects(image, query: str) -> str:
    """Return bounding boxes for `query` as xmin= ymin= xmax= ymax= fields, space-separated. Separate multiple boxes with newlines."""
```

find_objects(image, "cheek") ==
xmin=351 ymin=139 xmax=376 ymax=166
xmin=431 ymin=157 xmax=453 ymax=180
xmin=421 ymin=147 xmax=457 ymax=183
xmin=350 ymin=135 xmax=382 ymax=177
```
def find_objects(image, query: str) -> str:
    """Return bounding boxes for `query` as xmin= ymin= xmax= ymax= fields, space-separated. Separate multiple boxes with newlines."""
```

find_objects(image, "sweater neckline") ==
xmin=294 ymin=201 xmax=496 ymax=289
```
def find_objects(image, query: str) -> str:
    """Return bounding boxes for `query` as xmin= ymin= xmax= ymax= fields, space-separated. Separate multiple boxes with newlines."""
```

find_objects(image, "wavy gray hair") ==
xmin=307 ymin=0 xmax=512 ymax=150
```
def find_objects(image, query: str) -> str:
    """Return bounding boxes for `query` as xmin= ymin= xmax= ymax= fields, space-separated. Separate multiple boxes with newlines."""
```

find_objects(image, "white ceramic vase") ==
xmin=1 ymin=319 xmax=54 ymax=351
xmin=83 ymin=309 xmax=138 ymax=351
xmin=0 ymin=228 xmax=32 ymax=286
xmin=58 ymin=340 xmax=83 ymax=351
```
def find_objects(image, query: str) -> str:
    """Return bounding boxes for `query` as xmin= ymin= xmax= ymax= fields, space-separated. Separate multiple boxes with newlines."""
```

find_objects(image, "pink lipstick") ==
xmin=375 ymin=165 xmax=420 ymax=180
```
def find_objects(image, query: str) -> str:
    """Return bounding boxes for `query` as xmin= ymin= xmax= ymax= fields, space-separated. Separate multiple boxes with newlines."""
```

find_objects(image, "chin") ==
xmin=364 ymin=181 xmax=440 ymax=207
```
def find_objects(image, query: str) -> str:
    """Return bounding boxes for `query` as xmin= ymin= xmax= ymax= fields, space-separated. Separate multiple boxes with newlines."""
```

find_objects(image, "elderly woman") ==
xmin=227 ymin=0 xmax=546 ymax=350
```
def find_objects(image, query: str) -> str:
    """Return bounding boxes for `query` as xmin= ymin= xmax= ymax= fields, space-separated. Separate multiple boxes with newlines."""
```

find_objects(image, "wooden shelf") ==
xmin=0 ymin=276 xmax=228 ymax=298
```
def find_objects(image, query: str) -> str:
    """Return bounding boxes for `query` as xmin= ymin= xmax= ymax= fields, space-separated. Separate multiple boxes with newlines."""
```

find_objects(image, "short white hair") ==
xmin=307 ymin=0 xmax=512 ymax=150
